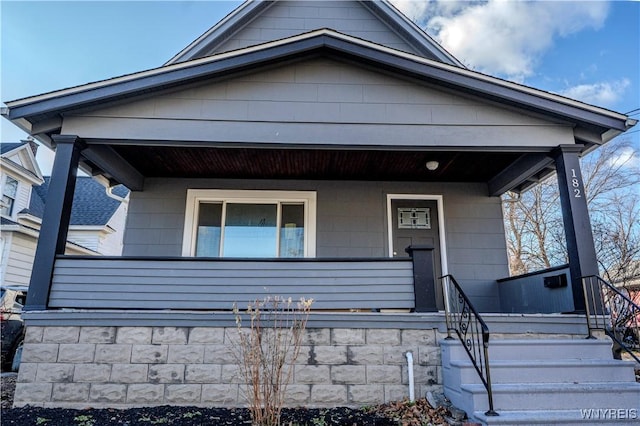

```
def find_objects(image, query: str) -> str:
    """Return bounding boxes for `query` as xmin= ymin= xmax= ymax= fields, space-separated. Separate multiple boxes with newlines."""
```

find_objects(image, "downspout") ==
xmin=405 ymin=351 xmax=415 ymax=402
xmin=105 ymin=186 xmax=127 ymax=204
xmin=94 ymin=175 xmax=128 ymax=204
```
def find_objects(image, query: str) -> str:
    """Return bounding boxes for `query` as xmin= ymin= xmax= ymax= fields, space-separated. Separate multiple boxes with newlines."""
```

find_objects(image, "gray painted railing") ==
xmin=497 ymin=264 xmax=573 ymax=313
xmin=441 ymin=274 xmax=498 ymax=417
xmin=582 ymin=275 xmax=640 ymax=363
xmin=50 ymin=256 xmax=415 ymax=311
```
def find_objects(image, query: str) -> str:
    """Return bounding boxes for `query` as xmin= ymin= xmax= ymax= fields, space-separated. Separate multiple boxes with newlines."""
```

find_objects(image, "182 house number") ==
xmin=570 ymin=169 xmax=582 ymax=198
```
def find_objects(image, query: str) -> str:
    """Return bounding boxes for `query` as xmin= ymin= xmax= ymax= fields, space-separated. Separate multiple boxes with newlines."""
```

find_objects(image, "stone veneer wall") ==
xmin=14 ymin=326 xmax=443 ymax=408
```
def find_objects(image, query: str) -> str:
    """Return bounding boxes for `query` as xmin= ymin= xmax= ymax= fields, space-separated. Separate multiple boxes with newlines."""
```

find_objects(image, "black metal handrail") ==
xmin=440 ymin=274 xmax=498 ymax=417
xmin=582 ymin=275 xmax=640 ymax=364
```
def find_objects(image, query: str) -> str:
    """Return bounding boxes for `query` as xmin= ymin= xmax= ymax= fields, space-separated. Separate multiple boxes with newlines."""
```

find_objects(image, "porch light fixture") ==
xmin=425 ymin=161 xmax=439 ymax=171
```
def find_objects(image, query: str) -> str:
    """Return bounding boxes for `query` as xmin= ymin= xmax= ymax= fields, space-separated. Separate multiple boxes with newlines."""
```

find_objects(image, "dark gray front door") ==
xmin=391 ymin=199 xmax=443 ymax=309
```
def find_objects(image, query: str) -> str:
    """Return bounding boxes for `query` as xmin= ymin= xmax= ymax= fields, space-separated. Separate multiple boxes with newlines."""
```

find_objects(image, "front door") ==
xmin=391 ymin=199 xmax=443 ymax=309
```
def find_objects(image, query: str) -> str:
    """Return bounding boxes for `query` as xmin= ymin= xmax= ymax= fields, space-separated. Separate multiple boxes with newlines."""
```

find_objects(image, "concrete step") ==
xmin=462 ymin=382 xmax=640 ymax=413
xmin=441 ymin=338 xmax=640 ymax=424
xmin=441 ymin=338 xmax=614 ymax=363
xmin=474 ymin=409 xmax=640 ymax=425
xmin=445 ymin=358 xmax=636 ymax=386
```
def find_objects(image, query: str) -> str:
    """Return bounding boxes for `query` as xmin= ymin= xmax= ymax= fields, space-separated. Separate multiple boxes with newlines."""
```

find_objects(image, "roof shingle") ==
xmin=26 ymin=177 xmax=128 ymax=226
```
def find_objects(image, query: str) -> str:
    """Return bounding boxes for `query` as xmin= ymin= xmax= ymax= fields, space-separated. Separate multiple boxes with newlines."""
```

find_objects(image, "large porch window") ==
xmin=182 ymin=190 xmax=316 ymax=258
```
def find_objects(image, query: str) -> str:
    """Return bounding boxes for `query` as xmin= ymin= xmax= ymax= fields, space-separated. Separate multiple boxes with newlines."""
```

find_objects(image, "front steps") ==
xmin=441 ymin=338 xmax=640 ymax=425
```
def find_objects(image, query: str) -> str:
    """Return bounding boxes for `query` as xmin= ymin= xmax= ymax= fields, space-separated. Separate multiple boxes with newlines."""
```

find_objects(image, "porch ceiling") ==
xmin=108 ymin=145 xmax=522 ymax=182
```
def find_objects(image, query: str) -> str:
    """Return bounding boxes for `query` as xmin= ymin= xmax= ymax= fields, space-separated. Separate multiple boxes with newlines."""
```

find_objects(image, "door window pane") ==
xmin=223 ymin=203 xmax=277 ymax=257
xmin=280 ymin=204 xmax=304 ymax=257
xmin=195 ymin=203 xmax=222 ymax=257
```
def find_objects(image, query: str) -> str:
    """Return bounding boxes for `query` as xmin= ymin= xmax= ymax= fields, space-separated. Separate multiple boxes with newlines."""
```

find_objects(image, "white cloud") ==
xmin=390 ymin=0 xmax=609 ymax=81
xmin=607 ymin=145 xmax=639 ymax=170
xmin=559 ymin=79 xmax=630 ymax=106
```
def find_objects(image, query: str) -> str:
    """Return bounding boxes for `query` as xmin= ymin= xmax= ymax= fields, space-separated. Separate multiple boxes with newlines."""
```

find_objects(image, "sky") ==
xmin=1 ymin=0 xmax=639 ymax=174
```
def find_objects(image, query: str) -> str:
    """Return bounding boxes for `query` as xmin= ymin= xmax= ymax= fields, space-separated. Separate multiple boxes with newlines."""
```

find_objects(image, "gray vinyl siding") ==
xmin=123 ymin=178 xmax=506 ymax=310
xmin=207 ymin=1 xmax=421 ymax=56
xmin=62 ymin=58 xmax=572 ymax=148
xmin=49 ymin=257 xmax=414 ymax=310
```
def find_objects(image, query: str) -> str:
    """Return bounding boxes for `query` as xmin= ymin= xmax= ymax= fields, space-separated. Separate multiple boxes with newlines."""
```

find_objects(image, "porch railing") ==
xmin=582 ymin=275 xmax=640 ymax=364
xmin=441 ymin=274 xmax=498 ymax=417
xmin=49 ymin=256 xmax=415 ymax=311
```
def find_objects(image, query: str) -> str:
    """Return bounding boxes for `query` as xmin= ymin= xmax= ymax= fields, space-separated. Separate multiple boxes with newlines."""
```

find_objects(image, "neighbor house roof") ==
xmin=1 ymin=142 xmax=24 ymax=155
xmin=0 ymin=141 xmax=44 ymax=184
xmin=23 ymin=176 xmax=128 ymax=226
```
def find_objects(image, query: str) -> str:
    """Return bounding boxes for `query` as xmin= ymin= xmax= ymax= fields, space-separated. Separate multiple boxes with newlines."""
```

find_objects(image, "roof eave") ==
xmin=4 ymin=30 xmax=633 ymax=139
xmin=165 ymin=0 xmax=270 ymax=65
xmin=363 ymin=0 xmax=463 ymax=67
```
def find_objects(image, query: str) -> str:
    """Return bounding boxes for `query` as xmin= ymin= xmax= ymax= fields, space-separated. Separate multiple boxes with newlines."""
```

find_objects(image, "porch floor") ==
xmin=23 ymin=310 xmax=590 ymax=335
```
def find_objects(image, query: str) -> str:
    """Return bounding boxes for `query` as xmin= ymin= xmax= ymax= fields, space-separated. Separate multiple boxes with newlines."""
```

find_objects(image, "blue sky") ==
xmin=1 ymin=0 xmax=638 ymax=172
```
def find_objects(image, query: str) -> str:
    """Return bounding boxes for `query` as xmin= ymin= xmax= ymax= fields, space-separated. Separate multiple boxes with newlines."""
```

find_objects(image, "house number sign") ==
xmin=570 ymin=168 xmax=582 ymax=198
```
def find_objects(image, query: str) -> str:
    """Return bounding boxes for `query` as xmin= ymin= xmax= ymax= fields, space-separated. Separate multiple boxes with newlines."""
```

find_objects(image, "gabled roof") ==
xmin=0 ymin=141 xmax=44 ymax=184
xmin=166 ymin=0 xmax=463 ymax=67
xmin=24 ymin=176 xmax=128 ymax=226
xmin=3 ymin=29 xmax=634 ymax=148
xmin=1 ymin=142 xmax=25 ymax=155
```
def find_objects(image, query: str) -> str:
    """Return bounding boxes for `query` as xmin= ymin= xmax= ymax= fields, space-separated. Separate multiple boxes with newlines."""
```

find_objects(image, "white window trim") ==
xmin=182 ymin=189 xmax=317 ymax=257
xmin=1 ymin=176 xmax=19 ymax=218
xmin=385 ymin=194 xmax=448 ymax=277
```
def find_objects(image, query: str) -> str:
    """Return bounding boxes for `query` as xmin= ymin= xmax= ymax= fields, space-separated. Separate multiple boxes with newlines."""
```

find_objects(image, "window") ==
xmin=1 ymin=177 xmax=18 ymax=217
xmin=183 ymin=190 xmax=316 ymax=258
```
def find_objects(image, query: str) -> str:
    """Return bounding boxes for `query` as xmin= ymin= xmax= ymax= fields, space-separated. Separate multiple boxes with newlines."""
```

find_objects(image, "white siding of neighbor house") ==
xmin=122 ymin=178 xmax=507 ymax=311
xmin=0 ymin=235 xmax=10 ymax=285
xmin=100 ymin=199 xmax=128 ymax=255
xmin=62 ymin=58 xmax=573 ymax=148
xmin=206 ymin=1 xmax=421 ymax=56
xmin=3 ymin=233 xmax=37 ymax=287
xmin=0 ymin=228 xmax=108 ymax=286
xmin=66 ymin=231 xmax=100 ymax=253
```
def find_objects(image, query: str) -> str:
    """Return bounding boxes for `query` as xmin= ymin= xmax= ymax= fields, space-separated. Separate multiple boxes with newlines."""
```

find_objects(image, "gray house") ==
xmin=2 ymin=1 xmax=639 ymax=423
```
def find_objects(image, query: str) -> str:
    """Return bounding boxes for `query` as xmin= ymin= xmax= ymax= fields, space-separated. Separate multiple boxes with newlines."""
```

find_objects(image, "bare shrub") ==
xmin=232 ymin=296 xmax=312 ymax=426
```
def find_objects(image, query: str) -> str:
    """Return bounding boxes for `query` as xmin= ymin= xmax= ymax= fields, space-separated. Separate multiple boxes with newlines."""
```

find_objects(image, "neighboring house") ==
xmin=1 ymin=141 xmax=128 ymax=286
xmin=27 ymin=176 xmax=129 ymax=256
xmin=2 ymin=1 xmax=638 ymax=423
xmin=1 ymin=141 xmax=45 ymax=286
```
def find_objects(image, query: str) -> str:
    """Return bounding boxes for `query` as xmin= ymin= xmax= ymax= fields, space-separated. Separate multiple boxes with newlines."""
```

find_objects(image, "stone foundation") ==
xmin=14 ymin=326 xmax=443 ymax=408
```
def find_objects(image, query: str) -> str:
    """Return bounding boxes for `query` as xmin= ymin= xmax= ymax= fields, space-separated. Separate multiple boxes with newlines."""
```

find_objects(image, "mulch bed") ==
xmin=1 ymin=405 xmax=398 ymax=425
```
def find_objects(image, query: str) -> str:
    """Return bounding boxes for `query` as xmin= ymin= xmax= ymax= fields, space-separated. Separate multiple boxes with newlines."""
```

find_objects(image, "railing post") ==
xmin=582 ymin=276 xmax=596 ymax=339
xmin=441 ymin=275 xmax=454 ymax=339
xmin=406 ymin=245 xmax=437 ymax=312
xmin=483 ymin=339 xmax=498 ymax=416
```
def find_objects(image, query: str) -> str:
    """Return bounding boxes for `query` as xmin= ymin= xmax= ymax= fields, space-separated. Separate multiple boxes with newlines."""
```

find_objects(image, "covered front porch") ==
xmin=25 ymin=138 xmax=600 ymax=318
